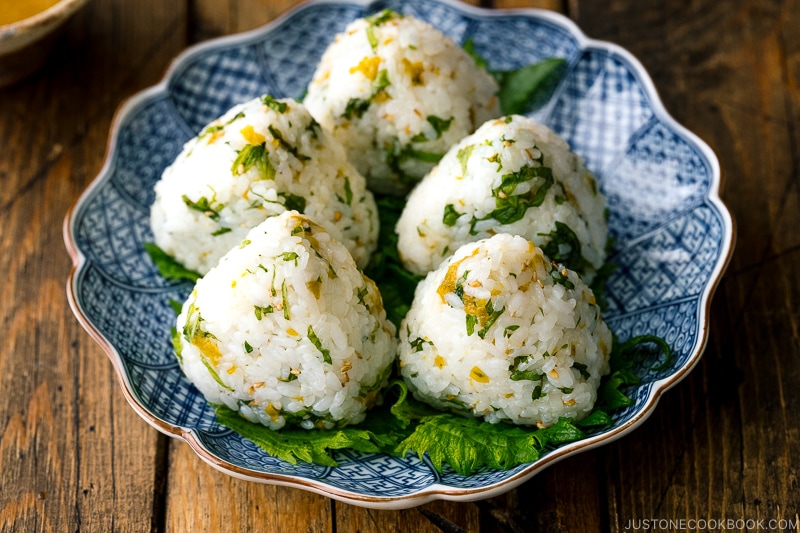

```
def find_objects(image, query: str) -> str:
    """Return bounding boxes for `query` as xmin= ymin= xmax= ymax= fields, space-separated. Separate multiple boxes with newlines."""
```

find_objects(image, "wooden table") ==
xmin=2 ymin=0 xmax=798 ymax=531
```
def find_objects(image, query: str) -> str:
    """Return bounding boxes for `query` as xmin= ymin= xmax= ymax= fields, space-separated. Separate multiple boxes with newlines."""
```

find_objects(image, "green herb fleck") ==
xmin=200 ymin=358 xmax=233 ymax=391
xmin=307 ymin=325 xmax=332 ymax=364
xmin=465 ymin=313 xmax=478 ymax=336
xmin=550 ymin=266 xmax=575 ymax=290
xmin=344 ymin=176 xmax=354 ymax=205
xmin=268 ymin=125 xmax=309 ymax=161
xmin=343 ymin=98 xmax=371 ymax=119
xmin=442 ymin=204 xmax=462 ymax=226
xmin=182 ymin=194 xmax=222 ymax=222
xmin=365 ymin=9 xmax=399 ymax=51
xmin=262 ymin=95 xmax=288 ymax=113
xmin=477 ymin=301 xmax=504 ymax=339
xmin=457 ymin=144 xmax=475 ymax=175
xmin=373 ymin=68 xmax=390 ymax=93
xmin=279 ymin=192 xmax=306 ymax=213
xmin=281 ymin=280 xmax=290 ymax=319
xmin=411 ymin=115 xmax=454 ymax=142
xmin=490 ymin=163 xmax=554 ymax=224
xmin=573 ymin=362 xmax=591 ymax=379
xmin=211 ymin=227 xmax=232 ymax=236
xmin=341 ymin=69 xmax=392 ymax=120
xmin=232 ymin=142 xmax=276 ymax=181
xmin=278 ymin=251 xmax=299 ymax=265
xmin=409 ymin=336 xmax=433 ymax=353
xmin=254 ymin=305 xmax=274 ymax=320
xmin=197 ymin=111 xmax=246 ymax=140
xmin=531 ymin=384 xmax=544 ymax=400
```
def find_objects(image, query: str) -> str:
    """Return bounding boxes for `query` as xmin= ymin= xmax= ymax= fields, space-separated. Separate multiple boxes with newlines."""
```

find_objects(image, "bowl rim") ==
xmin=63 ymin=0 xmax=736 ymax=509
xmin=0 ymin=0 xmax=90 ymax=38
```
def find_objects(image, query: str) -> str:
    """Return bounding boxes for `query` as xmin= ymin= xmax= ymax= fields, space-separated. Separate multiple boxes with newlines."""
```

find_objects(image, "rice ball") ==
xmin=175 ymin=211 xmax=397 ymax=430
xmin=150 ymin=95 xmax=379 ymax=274
xmin=398 ymin=233 xmax=611 ymax=427
xmin=303 ymin=10 xmax=500 ymax=195
xmin=396 ymin=115 xmax=609 ymax=282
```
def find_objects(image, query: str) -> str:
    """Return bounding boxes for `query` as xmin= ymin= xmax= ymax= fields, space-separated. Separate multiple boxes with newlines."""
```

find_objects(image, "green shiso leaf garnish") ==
xmin=399 ymin=415 xmax=550 ymax=475
xmin=213 ymin=405 xmax=385 ymax=467
xmin=462 ymin=38 xmax=567 ymax=115
xmin=494 ymin=57 xmax=567 ymax=115
xmin=144 ymin=242 xmax=201 ymax=282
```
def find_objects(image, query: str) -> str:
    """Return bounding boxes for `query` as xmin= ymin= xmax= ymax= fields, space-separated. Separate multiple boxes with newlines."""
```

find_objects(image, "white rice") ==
xmin=303 ymin=10 xmax=500 ymax=195
xmin=396 ymin=115 xmax=609 ymax=282
xmin=398 ymin=234 xmax=612 ymax=427
xmin=150 ymin=95 xmax=378 ymax=274
xmin=175 ymin=211 xmax=397 ymax=430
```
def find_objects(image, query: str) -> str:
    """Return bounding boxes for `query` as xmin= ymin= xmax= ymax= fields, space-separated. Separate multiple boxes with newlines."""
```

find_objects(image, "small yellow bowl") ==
xmin=0 ymin=0 xmax=90 ymax=87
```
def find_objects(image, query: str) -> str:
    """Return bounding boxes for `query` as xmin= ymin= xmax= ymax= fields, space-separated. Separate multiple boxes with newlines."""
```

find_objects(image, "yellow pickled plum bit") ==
xmin=191 ymin=335 xmax=223 ymax=366
xmin=350 ymin=56 xmax=381 ymax=80
xmin=265 ymin=403 xmax=281 ymax=422
xmin=435 ymin=251 xmax=476 ymax=302
xmin=401 ymin=58 xmax=424 ymax=85
xmin=306 ymin=278 xmax=323 ymax=298
xmin=470 ymin=366 xmax=490 ymax=383
xmin=240 ymin=125 xmax=266 ymax=145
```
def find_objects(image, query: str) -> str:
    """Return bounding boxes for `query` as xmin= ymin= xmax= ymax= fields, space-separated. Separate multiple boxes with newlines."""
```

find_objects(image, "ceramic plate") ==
xmin=65 ymin=0 xmax=734 ymax=509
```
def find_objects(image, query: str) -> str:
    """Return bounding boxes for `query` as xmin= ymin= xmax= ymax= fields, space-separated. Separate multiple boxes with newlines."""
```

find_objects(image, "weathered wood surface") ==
xmin=0 ymin=0 xmax=796 ymax=531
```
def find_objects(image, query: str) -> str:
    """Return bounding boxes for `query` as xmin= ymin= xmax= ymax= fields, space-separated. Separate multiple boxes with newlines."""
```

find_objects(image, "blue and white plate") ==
xmin=65 ymin=0 xmax=734 ymax=509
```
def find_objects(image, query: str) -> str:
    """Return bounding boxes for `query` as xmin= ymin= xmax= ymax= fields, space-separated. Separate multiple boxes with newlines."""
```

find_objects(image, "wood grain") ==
xmin=0 ymin=0 xmax=187 ymax=531
xmin=575 ymin=0 xmax=800 ymax=530
xmin=1 ymin=0 xmax=798 ymax=531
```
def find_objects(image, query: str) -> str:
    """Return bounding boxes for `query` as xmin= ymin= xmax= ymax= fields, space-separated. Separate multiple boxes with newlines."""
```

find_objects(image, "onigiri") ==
xmin=396 ymin=115 xmax=609 ymax=282
xmin=174 ymin=211 xmax=397 ymax=430
xmin=398 ymin=233 xmax=612 ymax=427
xmin=150 ymin=95 xmax=378 ymax=274
xmin=303 ymin=10 xmax=500 ymax=195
